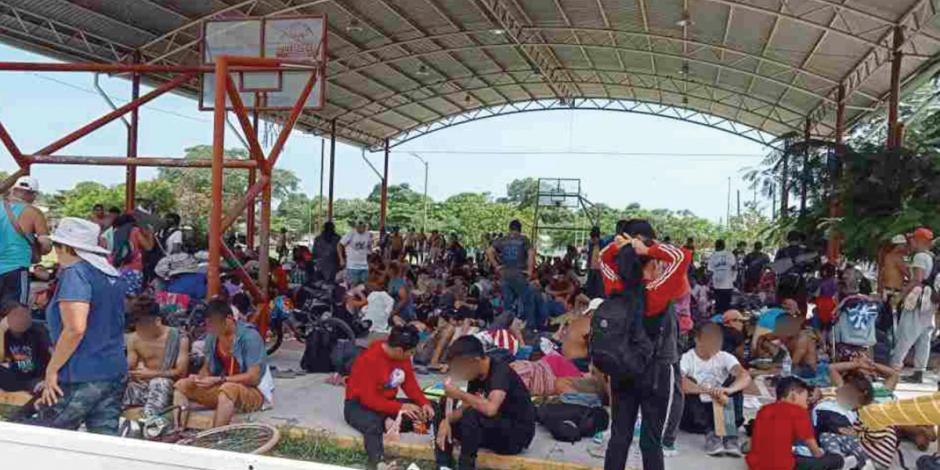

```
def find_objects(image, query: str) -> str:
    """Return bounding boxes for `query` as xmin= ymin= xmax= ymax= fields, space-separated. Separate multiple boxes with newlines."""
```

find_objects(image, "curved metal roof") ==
xmin=1 ymin=0 xmax=939 ymax=150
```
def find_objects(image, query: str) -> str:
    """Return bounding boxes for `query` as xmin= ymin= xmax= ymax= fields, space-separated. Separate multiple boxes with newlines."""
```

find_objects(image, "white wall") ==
xmin=0 ymin=421 xmax=348 ymax=470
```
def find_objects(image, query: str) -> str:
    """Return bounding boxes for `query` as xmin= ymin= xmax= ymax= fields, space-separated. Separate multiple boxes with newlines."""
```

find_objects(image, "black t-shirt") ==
xmin=721 ymin=325 xmax=745 ymax=356
xmin=4 ymin=324 xmax=51 ymax=380
xmin=468 ymin=359 xmax=536 ymax=436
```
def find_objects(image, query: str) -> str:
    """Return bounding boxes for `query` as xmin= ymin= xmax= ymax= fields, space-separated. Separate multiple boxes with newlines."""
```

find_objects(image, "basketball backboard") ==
xmin=199 ymin=15 xmax=326 ymax=111
xmin=537 ymin=178 xmax=582 ymax=209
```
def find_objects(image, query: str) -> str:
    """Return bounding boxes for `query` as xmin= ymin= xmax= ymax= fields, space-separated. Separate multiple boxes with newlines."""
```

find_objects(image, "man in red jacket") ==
xmin=345 ymin=325 xmax=434 ymax=470
xmin=598 ymin=219 xmax=691 ymax=470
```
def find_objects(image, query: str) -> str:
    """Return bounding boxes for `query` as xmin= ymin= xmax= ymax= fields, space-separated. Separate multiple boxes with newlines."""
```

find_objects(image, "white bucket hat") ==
xmin=50 ymin=217 xmax=118 ymax=277
xmin=13 ymin=176 xmax=38 ymax=193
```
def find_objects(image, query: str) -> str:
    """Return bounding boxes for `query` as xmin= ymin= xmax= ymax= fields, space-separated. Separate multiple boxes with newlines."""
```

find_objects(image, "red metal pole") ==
xmin=379 ymin=138 xmax=390 ymax=236
xmin=828 ymin=85 xmax=846 ymax=263
xmin=0 ymin=62 xmax=297 ymax=74
xmin=888 ymin=26 xmax=903 ymax=149
xmin=125 ymin=54 xmax=141 ymax=212
xmin=328 ymin=119 xmax=336 ymax=220
xmin=246 ymin=109 xmax=259 ymax=249
xmin=264 ymin=71 xmax=318 ymax=170
xmin=0 ymin=121 xmax=25 ymax=168
xmin=26 ymin=155 xmax=258 ymax=168
xmin=224 ymin=80 xmax=265 ymax=162
xmin=208 ymin=58 xmax=228 ymax=299
xmin=35 ymin=72 xmax=194 ymax=156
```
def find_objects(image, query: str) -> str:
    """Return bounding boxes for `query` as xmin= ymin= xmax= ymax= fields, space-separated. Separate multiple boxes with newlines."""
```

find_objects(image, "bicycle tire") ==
xmin=177 ymin=423 xmax=281 ymax=455
xmin=321 ymin=316 xmax=356 ymax=342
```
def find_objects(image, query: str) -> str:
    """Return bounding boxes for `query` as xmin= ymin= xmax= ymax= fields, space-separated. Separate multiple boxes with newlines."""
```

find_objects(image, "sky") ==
xmin=0 ymin=43 xmax=771 ymax=223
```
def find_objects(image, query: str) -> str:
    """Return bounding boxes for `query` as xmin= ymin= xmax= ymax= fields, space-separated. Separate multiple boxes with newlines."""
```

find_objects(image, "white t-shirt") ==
xmin=912 ymin=251 xmax=934 ymax=279
xmin=341 ymin=231 xmax=372 ymax=270
xmin=165 ymin=230 xmax=183 ymax=254
xmin=363 ymin=291 xmax=394 ymax=334
xmin=708 ymin=250 xmax=737 ymax=290
xmin=679 ymin=349 xmax=740 ymax=402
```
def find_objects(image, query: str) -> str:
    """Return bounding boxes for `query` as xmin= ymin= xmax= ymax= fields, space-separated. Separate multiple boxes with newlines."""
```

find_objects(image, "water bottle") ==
xmin=627 ymin=413 xmax=643 ymax=469
xmin=781 ymin=349 xmax=793 ymax=377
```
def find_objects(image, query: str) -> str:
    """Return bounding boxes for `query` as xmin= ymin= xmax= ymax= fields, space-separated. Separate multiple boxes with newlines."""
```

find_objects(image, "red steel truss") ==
xmin=0 ymin=57 xmax=321 ymax=336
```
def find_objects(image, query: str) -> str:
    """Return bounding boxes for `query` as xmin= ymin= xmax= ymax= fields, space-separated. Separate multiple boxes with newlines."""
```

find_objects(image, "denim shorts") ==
xmin=25 ymin=378 xmax=126 ymax=435
xmin=346 ymin=268 xmax=369 ymax=286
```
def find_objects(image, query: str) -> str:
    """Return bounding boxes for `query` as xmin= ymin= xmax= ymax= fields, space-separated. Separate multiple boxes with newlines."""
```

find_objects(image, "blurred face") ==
xmin=13 ymin=188 xmax=36 ymax=203
xmin=386 ymin=345 xmax=413 ymax=362
xmin=913 ymin=237 xmax=931 ymax=252
xmin=448 ymin=356 xmax=482 ymax=382
xmin=695 ymin=327 xmax=723 ymax=358
xmin=5 ymin=305 xmax=31 ymax=334
xmin=782 ymin=299 xmax=800 ymax=317
xmin=786 ymin=388 xmax=810 ymax=408
xmin=134 ymin=316 xmax=162 ymax=338
xmin=836 ymin=384 xmax=864 ymax=409
xmin=93 ymin=206 xmax=104 ymax=217
xmin=206 ymin=314 xmax=232 ymax=336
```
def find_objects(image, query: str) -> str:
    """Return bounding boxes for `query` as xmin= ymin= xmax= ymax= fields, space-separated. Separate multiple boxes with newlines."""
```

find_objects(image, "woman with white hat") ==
xmin=30 ymin=217 xmax=127 ymax=435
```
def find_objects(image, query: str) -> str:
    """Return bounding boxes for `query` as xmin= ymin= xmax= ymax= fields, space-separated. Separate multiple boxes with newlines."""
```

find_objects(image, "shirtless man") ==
xmin=124 ymin=296 xmax=190 ymax=418
xmin=878 ymin=235 xmax=908 ymax=306
xmin=755 ymin=314 xmax=818 ymax=375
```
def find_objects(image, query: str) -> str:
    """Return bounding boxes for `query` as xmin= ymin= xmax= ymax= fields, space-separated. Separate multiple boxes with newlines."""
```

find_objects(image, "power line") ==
xmin=400 ymin=150 xmax=764 ymax=157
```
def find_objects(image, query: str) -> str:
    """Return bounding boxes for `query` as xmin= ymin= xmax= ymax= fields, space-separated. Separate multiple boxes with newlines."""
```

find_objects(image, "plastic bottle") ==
xmin=781 ymin=348 xmax=793 ymax=377
xmin=626 ymin=413 xmax=643 ymax=469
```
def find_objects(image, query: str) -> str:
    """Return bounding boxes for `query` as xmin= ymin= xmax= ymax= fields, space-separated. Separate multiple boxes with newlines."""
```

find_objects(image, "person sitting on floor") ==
xmin=812 ymin=372 xmax=876 ymax=470
xmin=124 ymin=296 xmax=190 ymax=418
xmin=755 ymin=314 xmax=819 ymax=377
xmin=435 ymin=335 xmax=536 ymax=470
xmin=344 ymin=325 xmax=434 ymax=470
xmin=0 ymin=300 xmax=51 ymax=392
xmin=679 ymin=322 xmax=752 ymax=457
xmin=173 ymin=299 xmax=273 ymax=428
xmin=747 ymin=377 xmax=845 ymax=470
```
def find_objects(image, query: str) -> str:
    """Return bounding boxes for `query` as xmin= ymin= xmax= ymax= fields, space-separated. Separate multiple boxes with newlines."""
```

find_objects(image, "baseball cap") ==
xmin=891 ymin=234 xmax=907 ymax=245
xmin=913 ymin=227 xmax=934 ymax=242
xmin=13 ymin=176 xmax=38 ymax=193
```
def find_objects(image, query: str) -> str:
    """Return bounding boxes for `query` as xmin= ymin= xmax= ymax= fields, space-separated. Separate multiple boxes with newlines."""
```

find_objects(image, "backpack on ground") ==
xmin=589 ymin=285 xmax=655 ymax=380
xmin=536 ymin=402 xmax=609 ymax=443
xmin=300 ymin=323 xmax=338 ymax=373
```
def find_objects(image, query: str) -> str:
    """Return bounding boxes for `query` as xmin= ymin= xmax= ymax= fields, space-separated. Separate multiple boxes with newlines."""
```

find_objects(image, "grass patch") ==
xmin=273 ymin=430 xmax=484 ymax=470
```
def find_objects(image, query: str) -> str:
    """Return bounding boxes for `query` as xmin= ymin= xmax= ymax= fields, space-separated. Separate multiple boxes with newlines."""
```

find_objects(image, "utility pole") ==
xmin=726 ymin=177 xmax=731 ymax=228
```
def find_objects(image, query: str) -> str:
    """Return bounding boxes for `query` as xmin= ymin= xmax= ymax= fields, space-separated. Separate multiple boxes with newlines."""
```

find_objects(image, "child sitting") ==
xmin=747 ymin=377 xmax=845 ymax=470
xmin=813 ymin=372 xmax=875 ymax=470
xmin=679 ymin=322 xmax=752 ymax=456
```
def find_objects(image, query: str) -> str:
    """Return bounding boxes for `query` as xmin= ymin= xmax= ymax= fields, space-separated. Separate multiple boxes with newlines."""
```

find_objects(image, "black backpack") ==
xmin=589 ymin=286 xmax=656 ymax=380
xmin=300 ymin=323 xmax=338 ymax=373
xmin=536 ymin=402 xmax=609 ymax=443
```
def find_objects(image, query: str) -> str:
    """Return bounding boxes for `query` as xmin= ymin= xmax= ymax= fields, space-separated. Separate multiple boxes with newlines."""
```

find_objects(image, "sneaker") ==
xmin=841 ymin=455 xmax=858 ymax=470
xmin=903 ymin=371 xmax=924 ymax=384
xmin=662 ymin=443 xmax=679 ymax=457
xmin=723 ymin=437 xmax=742 ymax=457
xmin=705 ymin=433 xmax=723 ymax=456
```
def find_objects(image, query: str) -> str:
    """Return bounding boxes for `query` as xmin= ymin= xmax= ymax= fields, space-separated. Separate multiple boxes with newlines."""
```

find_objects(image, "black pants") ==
xmin=662 ymin=367 xmax=684 ymax=447
xmin=679 ymin=377 xmax=744 ymax=434
xmin=344 ymin=399 xmax=415 ymax=469
xmin=0 ymin=267 xmax=27 ymax=306
xmin=604 ymin=363 xmax=678 ymax=470
xmin=585 ymin=269 xmax=606 ymax=299
xmin=434 ymin=400 xmax=532 ymax=470
xmin=714 ymin=289 xmax=732 ymax=315
xmin=0 ymin=366 xmax=36 ymax=392
xmin=794 ymin=453 xmax=844 ymax=470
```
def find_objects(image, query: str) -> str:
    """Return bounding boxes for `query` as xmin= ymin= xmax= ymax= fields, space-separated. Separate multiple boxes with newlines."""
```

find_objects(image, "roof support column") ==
xmin=888 ymin=26 xmax=904 ymax=149
xmin=827 ymin=85 xmax=846 ymax=263
xmin=124 ymin=52 xmax=141 ymax=212
xmin=328 ymin=119 xmax=336 ymax=221
xmin=208 ymin=57 xmax=229 ymax=299
xmin=800 ymin=119 xmax=811 ymax=217
xmin=246 ymin=110 xmax=259 ymax=249
xmin=379 ymin=138 xmax=390 ymax=237
xmin=780 ymin=145 xmax=789 ymax=219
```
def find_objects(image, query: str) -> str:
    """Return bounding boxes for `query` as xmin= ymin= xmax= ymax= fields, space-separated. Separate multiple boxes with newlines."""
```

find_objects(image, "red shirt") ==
xmin=345 ymin=341 xmax=430 ymax=415
xmin=746 ymin=401 xmax=815 ymax=470
xmin=600 ymin=242 xmax=691 ymax=316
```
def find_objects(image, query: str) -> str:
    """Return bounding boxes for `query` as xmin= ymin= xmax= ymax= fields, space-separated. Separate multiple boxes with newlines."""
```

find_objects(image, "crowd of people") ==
xmin=3 ymin=172 xmax=940 ymax=470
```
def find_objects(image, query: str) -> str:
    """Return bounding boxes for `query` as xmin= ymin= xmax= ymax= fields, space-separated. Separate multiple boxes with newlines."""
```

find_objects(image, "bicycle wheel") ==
xmin=177 ymin=423 xmax=281 ymax=455
xmin=266 ymin=320 xmax=285 ymax=355
xmin=321 ymin=316 xmax=355 ymax=342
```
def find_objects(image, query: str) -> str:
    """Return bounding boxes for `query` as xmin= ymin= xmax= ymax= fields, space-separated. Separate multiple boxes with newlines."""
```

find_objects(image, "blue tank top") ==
xmin=0 ymin=202 xmax=29 ymax=275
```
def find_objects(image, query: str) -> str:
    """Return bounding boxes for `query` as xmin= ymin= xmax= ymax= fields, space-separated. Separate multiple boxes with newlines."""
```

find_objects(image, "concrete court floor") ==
xmin=255 ymin=342 xmax=937 ymax=470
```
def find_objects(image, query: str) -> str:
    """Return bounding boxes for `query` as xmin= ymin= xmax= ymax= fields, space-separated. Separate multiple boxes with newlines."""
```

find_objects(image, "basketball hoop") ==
xmin=199 ymin=15 xmax=327 ymax=112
